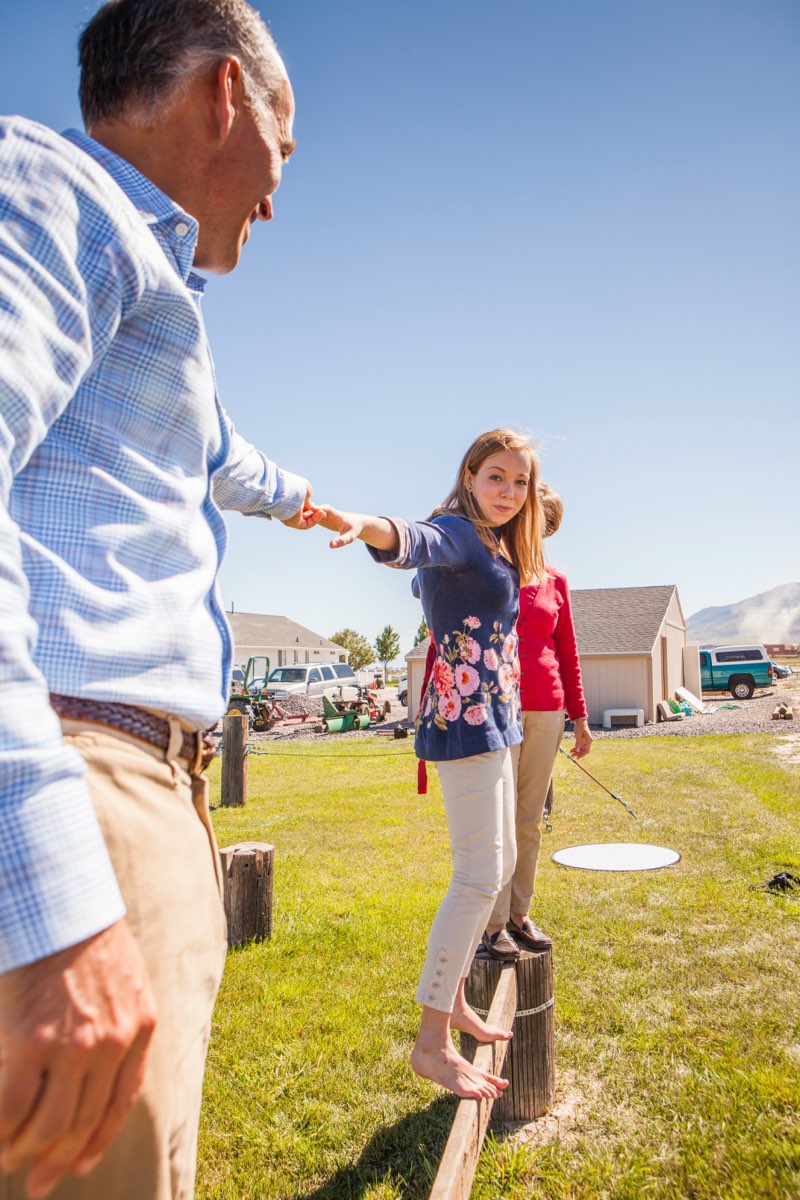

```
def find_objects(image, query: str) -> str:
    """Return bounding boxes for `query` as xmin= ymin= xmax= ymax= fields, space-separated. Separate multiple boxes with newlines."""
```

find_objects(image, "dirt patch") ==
xmin=502 ymin=1075 xmax=601 ymax=1152
xmin=772 ymin=734 xmax=800 ymax=765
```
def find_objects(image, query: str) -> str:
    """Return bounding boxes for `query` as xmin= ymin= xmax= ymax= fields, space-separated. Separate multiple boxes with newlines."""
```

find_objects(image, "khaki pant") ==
xmin=2 ymin=723 xmax=228 ymax=1200
xmin=490 ymin=710 xmax=565 ymax=926
xmin=416 ymin=748 xmax=516 ymax=1012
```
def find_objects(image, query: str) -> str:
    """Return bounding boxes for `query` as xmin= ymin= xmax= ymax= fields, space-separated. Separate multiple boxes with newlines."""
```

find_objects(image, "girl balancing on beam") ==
xmin=316 ymin=429 xmax=545 ymax=1100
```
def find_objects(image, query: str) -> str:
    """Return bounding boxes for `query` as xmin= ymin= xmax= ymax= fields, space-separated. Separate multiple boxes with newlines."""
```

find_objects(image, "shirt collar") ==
xmin=61 ymin=128 xmax=201 ymax=283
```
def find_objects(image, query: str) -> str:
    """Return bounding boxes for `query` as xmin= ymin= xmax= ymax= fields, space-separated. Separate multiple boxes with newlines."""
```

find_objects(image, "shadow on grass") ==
xmin=299 ymin=1096 xmax=456 ymax=1200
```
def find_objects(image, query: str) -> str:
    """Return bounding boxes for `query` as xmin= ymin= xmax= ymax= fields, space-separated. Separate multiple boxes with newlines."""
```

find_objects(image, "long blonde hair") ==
xmin=432 ymin=429 xmax=545 ymax=585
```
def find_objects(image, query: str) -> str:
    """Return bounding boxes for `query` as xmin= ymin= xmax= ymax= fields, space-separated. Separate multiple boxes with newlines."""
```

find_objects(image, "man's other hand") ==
xmin=0 ymin=920 xmax=157 ymax=1199
xmin=280 ymin=488 xmax=327 ymax=531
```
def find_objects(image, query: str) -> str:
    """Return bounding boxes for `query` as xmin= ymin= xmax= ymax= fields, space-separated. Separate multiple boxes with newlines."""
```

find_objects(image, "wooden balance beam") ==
xmin=429 ymin=948 xmax=555 ymax=1200
xmin=429 ymin=964 xmax=518 ymax=1200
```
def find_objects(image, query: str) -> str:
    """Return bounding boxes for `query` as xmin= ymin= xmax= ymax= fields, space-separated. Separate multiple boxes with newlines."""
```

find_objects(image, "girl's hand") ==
xmin=570 ymin=717 xmax=593 ymax=759
xmin=315 ymin=506 xmax=365 ymax=549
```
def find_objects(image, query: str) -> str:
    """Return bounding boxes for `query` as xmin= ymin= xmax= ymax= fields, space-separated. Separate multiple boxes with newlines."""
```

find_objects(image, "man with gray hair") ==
xmin=0 ymin=2 xmax=313 ymax=1196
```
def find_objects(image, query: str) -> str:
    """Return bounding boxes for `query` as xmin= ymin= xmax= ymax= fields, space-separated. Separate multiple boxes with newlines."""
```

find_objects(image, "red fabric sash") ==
xmin=416 ymin=632 xmax=436 ymax=794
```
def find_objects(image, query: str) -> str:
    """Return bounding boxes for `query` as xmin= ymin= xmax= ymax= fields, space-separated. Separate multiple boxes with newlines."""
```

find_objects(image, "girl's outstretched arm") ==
xmin=317 ymin=506 xmax=400 ymax=553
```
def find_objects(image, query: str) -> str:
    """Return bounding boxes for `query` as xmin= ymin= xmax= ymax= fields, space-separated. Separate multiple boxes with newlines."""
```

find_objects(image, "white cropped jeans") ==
xmin=416 ymin=747 xmax=516 ymax=1013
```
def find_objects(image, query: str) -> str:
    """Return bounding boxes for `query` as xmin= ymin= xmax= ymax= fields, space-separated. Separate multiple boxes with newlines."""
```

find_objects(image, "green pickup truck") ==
xmin=699 ymin=645 xmax=774 ymax=699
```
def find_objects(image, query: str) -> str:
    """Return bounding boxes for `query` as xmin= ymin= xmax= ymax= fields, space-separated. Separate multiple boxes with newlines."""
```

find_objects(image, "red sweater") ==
xmin=517 ymin=571 xmax=587 ymax=719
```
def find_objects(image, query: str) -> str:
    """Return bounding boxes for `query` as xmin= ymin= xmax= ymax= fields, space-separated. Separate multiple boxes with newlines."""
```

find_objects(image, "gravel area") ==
xmin=218 ymin=678 xmax=799 ymax=749
xmin=236 ymin=690 xmax=412 ymax=746
xmin=586 ymin=675 xmax=799 ymax=741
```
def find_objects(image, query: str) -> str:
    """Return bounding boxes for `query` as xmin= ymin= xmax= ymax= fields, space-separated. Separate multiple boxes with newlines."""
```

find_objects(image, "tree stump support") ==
xmin=221 ymin=712 xmax=248 ymax=807
xmin=429 ymin=948 xmax=555 ymax=1199
xmin=462 ymin=948 xmax=555 ymax=1121
xmin=219 ymin=841 xmax=274 ymax=947
xmin=429 ymin=964 xmax=517 ymax=1200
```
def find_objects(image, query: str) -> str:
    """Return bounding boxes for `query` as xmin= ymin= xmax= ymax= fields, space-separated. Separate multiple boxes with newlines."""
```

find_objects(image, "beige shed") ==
xmin=406 ymin=585 xmax=700 ymax=727
xmin=404 ymin=638 xmax=431 ymax=718
xmin=571 ymin=585 xmax=699 ymax=724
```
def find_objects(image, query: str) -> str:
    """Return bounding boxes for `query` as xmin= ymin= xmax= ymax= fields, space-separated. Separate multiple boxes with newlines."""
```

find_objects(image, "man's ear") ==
xmin=214 ymin=56 xmax=244 ymax=140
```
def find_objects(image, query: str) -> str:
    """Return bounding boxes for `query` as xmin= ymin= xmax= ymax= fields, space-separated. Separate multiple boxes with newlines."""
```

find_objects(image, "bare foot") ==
xmin=411 ymin=1041 xmax=509 ymax=1099
xmin=450 ymin=998 xmax=513 ymax=1044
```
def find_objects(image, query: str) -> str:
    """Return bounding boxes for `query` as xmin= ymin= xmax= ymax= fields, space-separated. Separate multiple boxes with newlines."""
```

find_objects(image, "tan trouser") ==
xmin=2 ymin=722 xmax=228 ymax=1200
xmin=490 ymin=710 xmax=565 ymax=926
xmin=416 ymin=748 xmax=516 ymax=1012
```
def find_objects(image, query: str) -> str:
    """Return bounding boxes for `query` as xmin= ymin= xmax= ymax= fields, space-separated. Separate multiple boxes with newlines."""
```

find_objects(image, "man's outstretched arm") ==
xmin=211 ymin=407 xmax=324 ymax=530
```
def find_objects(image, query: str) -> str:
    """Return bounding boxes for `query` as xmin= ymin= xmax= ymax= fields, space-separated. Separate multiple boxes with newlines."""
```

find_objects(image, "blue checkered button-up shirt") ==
xmin=0 ymin=118 xmax=308 ymax=971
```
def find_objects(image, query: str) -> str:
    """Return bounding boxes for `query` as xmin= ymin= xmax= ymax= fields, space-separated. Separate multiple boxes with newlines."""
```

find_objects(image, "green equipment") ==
xmin=322 ymin=693 xmax=370 ymax=733
xmin=228 ymin=656 xmax=272 ymax=730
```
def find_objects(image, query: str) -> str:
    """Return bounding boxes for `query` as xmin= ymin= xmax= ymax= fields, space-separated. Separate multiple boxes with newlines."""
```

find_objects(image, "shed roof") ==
xmin=405 ymin=585 xmax=680 ymax=661
xmin=227 ymin=611 xmax=343 ymax=652
xmin=571 ymin=585 xmax=678 ymax=655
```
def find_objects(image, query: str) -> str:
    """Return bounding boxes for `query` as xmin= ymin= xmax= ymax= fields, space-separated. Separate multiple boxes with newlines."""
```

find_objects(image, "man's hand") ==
xmin=570 ymin=717 xmax=593 ymax=759
xmin=280 ymin=487 xmax=327 ymax=531
xmin=0 ymin=920 xmax=157 ymax=1199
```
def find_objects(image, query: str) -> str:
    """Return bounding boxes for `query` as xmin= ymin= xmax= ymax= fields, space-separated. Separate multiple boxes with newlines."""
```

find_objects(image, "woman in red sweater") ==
xmin=483 ymin=484 xmax=592 ymax=959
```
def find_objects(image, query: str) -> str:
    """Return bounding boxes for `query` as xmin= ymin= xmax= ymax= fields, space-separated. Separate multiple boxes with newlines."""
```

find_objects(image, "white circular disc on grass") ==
xmin=551 ymin=843 xmax=681 ymax=872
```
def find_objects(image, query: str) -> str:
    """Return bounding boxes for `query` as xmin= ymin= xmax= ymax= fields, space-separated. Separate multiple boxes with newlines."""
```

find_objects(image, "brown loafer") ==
xmin=481 ymin=928 xmax=521 ymax=961
xmin=507 ymin=917 xmax=553 ymax=952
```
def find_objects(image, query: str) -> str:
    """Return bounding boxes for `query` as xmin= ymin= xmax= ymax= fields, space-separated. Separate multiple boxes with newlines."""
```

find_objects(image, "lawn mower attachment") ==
xmin=321 ymin=686 xmax=391 ymax=733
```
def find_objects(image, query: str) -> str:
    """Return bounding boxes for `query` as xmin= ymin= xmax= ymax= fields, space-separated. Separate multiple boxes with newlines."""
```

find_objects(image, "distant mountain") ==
xmin=687 ymin=582 xmax=800 ymax=645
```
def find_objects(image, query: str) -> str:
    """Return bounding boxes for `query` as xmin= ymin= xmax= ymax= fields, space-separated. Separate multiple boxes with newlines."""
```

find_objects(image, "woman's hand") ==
xmin=314 ymin=507 xmax=399 ymax=552
xmin=314 ymin=506 xmax=365 ymax=548
xmin=570 ymin=717 xmax=593 ymax=759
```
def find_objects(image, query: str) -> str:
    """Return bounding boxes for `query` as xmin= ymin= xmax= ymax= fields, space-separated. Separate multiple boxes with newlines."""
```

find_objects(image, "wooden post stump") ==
xmin=461 ymin=948 xmax=555 ymax=1121
xmin=221 ymin=712 xmax=248 ymax=807
xmin=219 ymin=841 xmax=273 ymax=947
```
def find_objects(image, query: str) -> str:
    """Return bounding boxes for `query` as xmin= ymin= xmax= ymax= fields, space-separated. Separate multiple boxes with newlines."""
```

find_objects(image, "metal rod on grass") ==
xmin=558 ymin=745 xmax=638 ymax=819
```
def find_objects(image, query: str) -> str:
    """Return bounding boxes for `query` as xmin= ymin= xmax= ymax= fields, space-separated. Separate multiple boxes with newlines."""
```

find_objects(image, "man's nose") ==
xmin=257 ymin=197 xmax=273 ymax=222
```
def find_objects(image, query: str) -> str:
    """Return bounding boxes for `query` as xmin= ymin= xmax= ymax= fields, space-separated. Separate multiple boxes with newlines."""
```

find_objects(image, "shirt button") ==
xmin=175 ymin=221 xmax=190 ymax=238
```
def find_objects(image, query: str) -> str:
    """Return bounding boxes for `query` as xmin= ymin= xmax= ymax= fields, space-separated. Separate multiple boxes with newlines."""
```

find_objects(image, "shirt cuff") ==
xmin=0 ymin=765 xmax=126 ymax=972
xmin=245 ymin=468 xmax=309 ymax=522
xmin=365 ymin=517 xmax=411 ymax=566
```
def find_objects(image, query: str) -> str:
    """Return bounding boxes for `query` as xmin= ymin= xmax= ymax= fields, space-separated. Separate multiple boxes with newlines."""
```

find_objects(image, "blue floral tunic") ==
xmin=368 ymin=514 xmax=522 ymax=762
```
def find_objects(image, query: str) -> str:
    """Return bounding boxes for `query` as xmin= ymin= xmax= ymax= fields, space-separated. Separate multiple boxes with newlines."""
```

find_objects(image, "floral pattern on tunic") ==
xmin=419 ymin=616 xmax=520 ymax=735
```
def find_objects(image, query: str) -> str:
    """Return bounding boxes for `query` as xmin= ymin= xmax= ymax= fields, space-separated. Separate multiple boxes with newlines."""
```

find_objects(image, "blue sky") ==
xmin=2 ymin=1 xmax=797 ymax=655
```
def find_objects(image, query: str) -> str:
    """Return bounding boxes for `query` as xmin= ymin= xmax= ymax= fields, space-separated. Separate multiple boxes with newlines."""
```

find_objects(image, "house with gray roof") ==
xmin=227 ymin=611 xmax=347 ymax=675
xmin=404 ymin=585 xmax=700 ymax=725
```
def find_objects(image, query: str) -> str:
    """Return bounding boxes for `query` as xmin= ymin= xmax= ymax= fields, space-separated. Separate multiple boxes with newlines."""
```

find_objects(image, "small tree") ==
xmin=415 ymin=616 xmax=430 ymax=647
xmin=329 ymin=628 xmax=374 ymax=672
xmin=374 ymin=625 xmax=401 ymax=683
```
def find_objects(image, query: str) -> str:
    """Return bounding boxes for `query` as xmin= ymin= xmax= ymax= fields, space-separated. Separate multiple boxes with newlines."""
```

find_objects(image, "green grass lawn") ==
xmin=197 ymin=734 xmax=800 ymax=1199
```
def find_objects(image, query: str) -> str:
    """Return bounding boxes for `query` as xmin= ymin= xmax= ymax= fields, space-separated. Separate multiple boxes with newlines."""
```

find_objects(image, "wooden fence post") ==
xmin=461 ymin=947 xmax=555 ymax=1121
xmin=219 ymin=841 xmax=274 ymax=947
xmin=221 ymin=712 xmax=248 ymax=807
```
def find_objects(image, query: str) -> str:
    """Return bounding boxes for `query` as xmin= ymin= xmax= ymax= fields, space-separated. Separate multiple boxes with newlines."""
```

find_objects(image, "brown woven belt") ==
xmin=50 ymin=694 xmax=217 ymax=775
